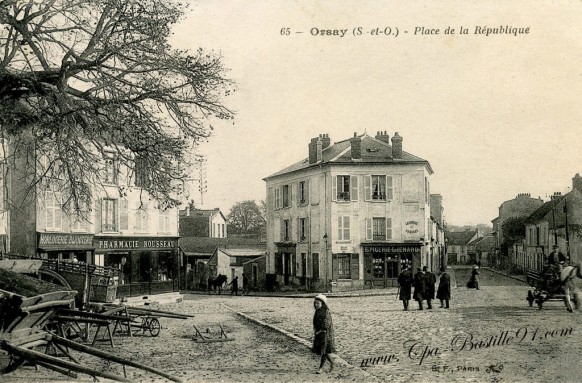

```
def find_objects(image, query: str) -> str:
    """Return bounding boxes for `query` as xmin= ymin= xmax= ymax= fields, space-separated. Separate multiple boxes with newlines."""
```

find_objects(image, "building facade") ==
xmin=491 ymin=193 xmax=544 ymax=268
xmin=264 ymin=131 xmax=436 ymax=292
xmin=445 ymin=230 xmax=480 ymax=265
xmin=179 ymin=208 xmax=227 ymax=238
xmin=7 ymin=143 xmax=180 ymax=299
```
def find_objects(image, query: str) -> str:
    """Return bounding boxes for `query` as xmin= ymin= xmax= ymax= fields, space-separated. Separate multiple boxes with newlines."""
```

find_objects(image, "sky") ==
xmin=169 ymin=0 xmax=582 ymax=226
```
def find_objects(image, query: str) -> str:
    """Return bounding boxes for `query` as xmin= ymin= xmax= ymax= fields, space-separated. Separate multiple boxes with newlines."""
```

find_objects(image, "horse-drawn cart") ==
xmin=525 ymin=267 xmax=566 ymax=309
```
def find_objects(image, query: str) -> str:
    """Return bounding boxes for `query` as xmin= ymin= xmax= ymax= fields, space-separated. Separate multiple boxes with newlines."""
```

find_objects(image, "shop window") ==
xmin=102 ymin=198 xmax=118 ymax=232
xmin=45 ymin=191 xmax=62 ymax=230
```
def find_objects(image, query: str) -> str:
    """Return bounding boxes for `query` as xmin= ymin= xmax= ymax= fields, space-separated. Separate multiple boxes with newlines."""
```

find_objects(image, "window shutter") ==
xmin=366 ymin=218 xmax=372 ymax=240
xmin=337 ymin=216 xmax=343 ymax=239
xmin=386 ymin=218 xmax=392 ymax=240
xmin=120 ymin=199 xmax=128 ymax=231
xmin=95 ymin=199 xmax=102 ymax=233
xmin=305 ymin=217 xmax=309 ymax=240
xmin=350 ymin=175 xmax=358 ymax=201
xmin=351 ymin=253 xmax=359 ymax=279
xmin=297 ymin=218 xmax=301 ymax=240
xmin=45 ymin=191 xmax=53 ymax=228
xmin=386 ymin=176 xmax=393 ymax=200
xmin=55 ymin=193 xmax=62 ymax=229
xmin=289 ymin=219 xmax=293 ymax=242
xmin=291 ymin=183 xmax=295 ymax=207
xmin=305 ymin=180 xmax=310 ymax=204
xmin=280 ymin=219 xmax=285 ymax=241
xmin=332 ymin=176 xmax=337 ymax=201
xmin=101 ymin=199 xmax=107 ymax=231
xmin=364 ymin=175 xmax=371 ymax=201
xmin=297 ymin=183 xmax=301 ymax=206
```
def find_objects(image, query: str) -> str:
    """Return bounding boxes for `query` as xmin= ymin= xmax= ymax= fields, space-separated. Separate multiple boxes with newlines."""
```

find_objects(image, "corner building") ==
xmin=263 ymin=131 xmax=436 ymax=292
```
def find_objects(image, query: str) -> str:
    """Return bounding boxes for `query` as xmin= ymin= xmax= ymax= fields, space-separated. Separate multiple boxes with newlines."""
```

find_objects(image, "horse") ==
xmin=560 ymin=264 xmax=582 ymax=312
xmin=207 ymin=274 xmax=228 ymax=294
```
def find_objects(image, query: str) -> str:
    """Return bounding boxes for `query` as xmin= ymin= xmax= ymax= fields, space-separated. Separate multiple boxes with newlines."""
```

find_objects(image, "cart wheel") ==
xmin=148 ymin=318 xmax=161 ymax=337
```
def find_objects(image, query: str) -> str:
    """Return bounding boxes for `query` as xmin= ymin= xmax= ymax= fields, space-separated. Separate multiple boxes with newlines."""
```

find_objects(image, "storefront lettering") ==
xmin=39 ymin=234 xmax=93 ymax=246
xmin=405 ymin=220 xmax=419 ymax=234
xmin=98 ymin=240 xmax=140 ymax=249
xmin=96 ymin=239 xmax=176 ymax=250
xmin=365 ymin=246 xmax=421 ymax=254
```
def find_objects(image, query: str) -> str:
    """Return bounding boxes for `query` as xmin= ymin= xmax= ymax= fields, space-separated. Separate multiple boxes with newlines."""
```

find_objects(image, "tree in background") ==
xmin=501 ymin=216 xmax=527 ymax=255
xmin=227 ymin=200 xmax=265 ymax=235
xmin=0 ymin=0 xmax=233 ymax=215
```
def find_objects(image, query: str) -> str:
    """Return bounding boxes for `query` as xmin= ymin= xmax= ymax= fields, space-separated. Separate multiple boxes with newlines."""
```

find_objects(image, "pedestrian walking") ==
xmin=312 ymin=294 xmax=336 ymax=374
xmin=436 ymin=266 xmax=451 ymax=308
xmin=423 ymin=266 xmax=436 ymax=309
xmin=229 ymin=276 xmax=239 ymax=296
xmin=467 ymin=265 xmax=480 ymax=290
xmin=413 ymin=267 xmax=427 ymax=310
xmin=397 ymin=265 xmax=413 ymax=311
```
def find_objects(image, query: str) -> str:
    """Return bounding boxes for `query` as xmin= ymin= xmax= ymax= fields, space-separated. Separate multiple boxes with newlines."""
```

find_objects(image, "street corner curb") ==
xmin=225 ymin=305 xmax=379 ymax=382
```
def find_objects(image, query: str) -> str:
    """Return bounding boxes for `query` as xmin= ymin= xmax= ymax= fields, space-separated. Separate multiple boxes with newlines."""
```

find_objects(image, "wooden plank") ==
xmin=52 ymin=335 xmax=183 ymax=382
xmin=0 ymin=341 xmax=132 ymax=382
xmin=0 ymin=260 xmax=43 ymax=273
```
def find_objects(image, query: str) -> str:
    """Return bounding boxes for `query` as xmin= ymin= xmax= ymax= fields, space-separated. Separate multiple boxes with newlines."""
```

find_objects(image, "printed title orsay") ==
xmin=264 ymin=131 xmax=445 ymax=292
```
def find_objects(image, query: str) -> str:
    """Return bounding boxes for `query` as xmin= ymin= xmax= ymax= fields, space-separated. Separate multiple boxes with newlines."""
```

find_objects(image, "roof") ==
xmin=446 ymin=230 xmax=478 ymax=246
xmin=179 ymin=236 xmax=266 ymax=255
xmin=524 ymin=197 xmax=562 ymax=225
xmin=264 ymin=133 xmax=433 ymax=180
xmin=179 ymin=208 xmax=226 ymax=221
xmin=473 ymin=235 xmax=495 ymax=251
xmin=219 ymin=249 xmax=266 ymax=257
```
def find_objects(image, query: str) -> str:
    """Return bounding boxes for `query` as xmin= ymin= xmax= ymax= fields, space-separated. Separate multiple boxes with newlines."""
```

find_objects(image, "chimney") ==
xmin=551 ymin=192 xmax=562 ymax=200
xmin=573 ymin=173 xmax=582 ymax=193
xmin=308 ymin=137 xmax=318 ymax=164
xmin=391 ymin=132 xmax=403 ymax=159
xmin=321 ymin=133 xmax=331 ymax=149
xmin=350 ymin=132 xmax=362 ymax=160
xmin=316 ymin=136 xmax=323 ymax=162
xmin=375 ymin=130 xmax=389 ymax=144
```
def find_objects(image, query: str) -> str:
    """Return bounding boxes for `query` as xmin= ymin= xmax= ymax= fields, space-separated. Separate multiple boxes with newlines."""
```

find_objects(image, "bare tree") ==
xmin=0 ymin=0 xmax=233 ymax=214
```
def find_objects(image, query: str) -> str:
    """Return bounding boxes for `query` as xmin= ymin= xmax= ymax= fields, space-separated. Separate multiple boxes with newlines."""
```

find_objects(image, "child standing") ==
xmin=312 ymin=294 xmax=336 ymax=374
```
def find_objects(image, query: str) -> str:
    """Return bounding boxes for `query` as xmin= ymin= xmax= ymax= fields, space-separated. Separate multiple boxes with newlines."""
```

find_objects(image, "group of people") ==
xmin=227 ymin=273 xmax=250 ymax=296
xmin=397 ymin=265 xmax=451 ymax=310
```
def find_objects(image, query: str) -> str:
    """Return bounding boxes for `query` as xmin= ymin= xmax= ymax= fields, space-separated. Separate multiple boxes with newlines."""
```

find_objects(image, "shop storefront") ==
xmin=94 ymin=236 xmax=180 ymax=298
xmin=37 ymin=232 xmax=95 ymax=262
xmin=363 ymin=243 xmax=421 ymax=287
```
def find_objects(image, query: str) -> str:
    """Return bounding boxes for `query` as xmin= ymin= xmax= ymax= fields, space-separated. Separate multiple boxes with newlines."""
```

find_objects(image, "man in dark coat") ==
xmin=397 ymin=265 xmax=413 ymax=311
xmin=229 ymin=276 xmax=239 ymax=296
xmin=423 ymin=266 xmax=436 ymax=309
xmin=436 ymin=266 xmax=451 ymax=308
xmin=413 ymin=267 xmax=427 ymax=310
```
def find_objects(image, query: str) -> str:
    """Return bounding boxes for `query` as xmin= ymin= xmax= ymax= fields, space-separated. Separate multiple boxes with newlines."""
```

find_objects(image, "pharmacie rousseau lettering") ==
xmin=98 ymin=240 xmax=175 ymax=249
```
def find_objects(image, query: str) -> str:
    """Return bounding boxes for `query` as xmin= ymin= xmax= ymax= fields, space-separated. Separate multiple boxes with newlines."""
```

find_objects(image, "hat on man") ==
xmin=314 ymin=294 xmax=328 ymax=305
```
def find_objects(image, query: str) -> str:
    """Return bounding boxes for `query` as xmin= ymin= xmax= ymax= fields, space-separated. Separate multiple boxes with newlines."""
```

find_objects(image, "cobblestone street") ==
xmin=2 ymin=267 xmax=581 ymax=383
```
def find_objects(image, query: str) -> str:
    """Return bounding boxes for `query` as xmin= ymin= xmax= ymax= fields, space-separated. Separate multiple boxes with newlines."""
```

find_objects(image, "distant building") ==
xmin=518 ymin=173 xmax=582 ymax=271
xmin=430 ymin=194 xmax=446 ymax=270
xmin=179 ymin=208 xmax=227 ymax=238
xmin=491 ymin=193 xmax=544 ymax=268
xmin=445 ymin=230 xmax=480 ymax=264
